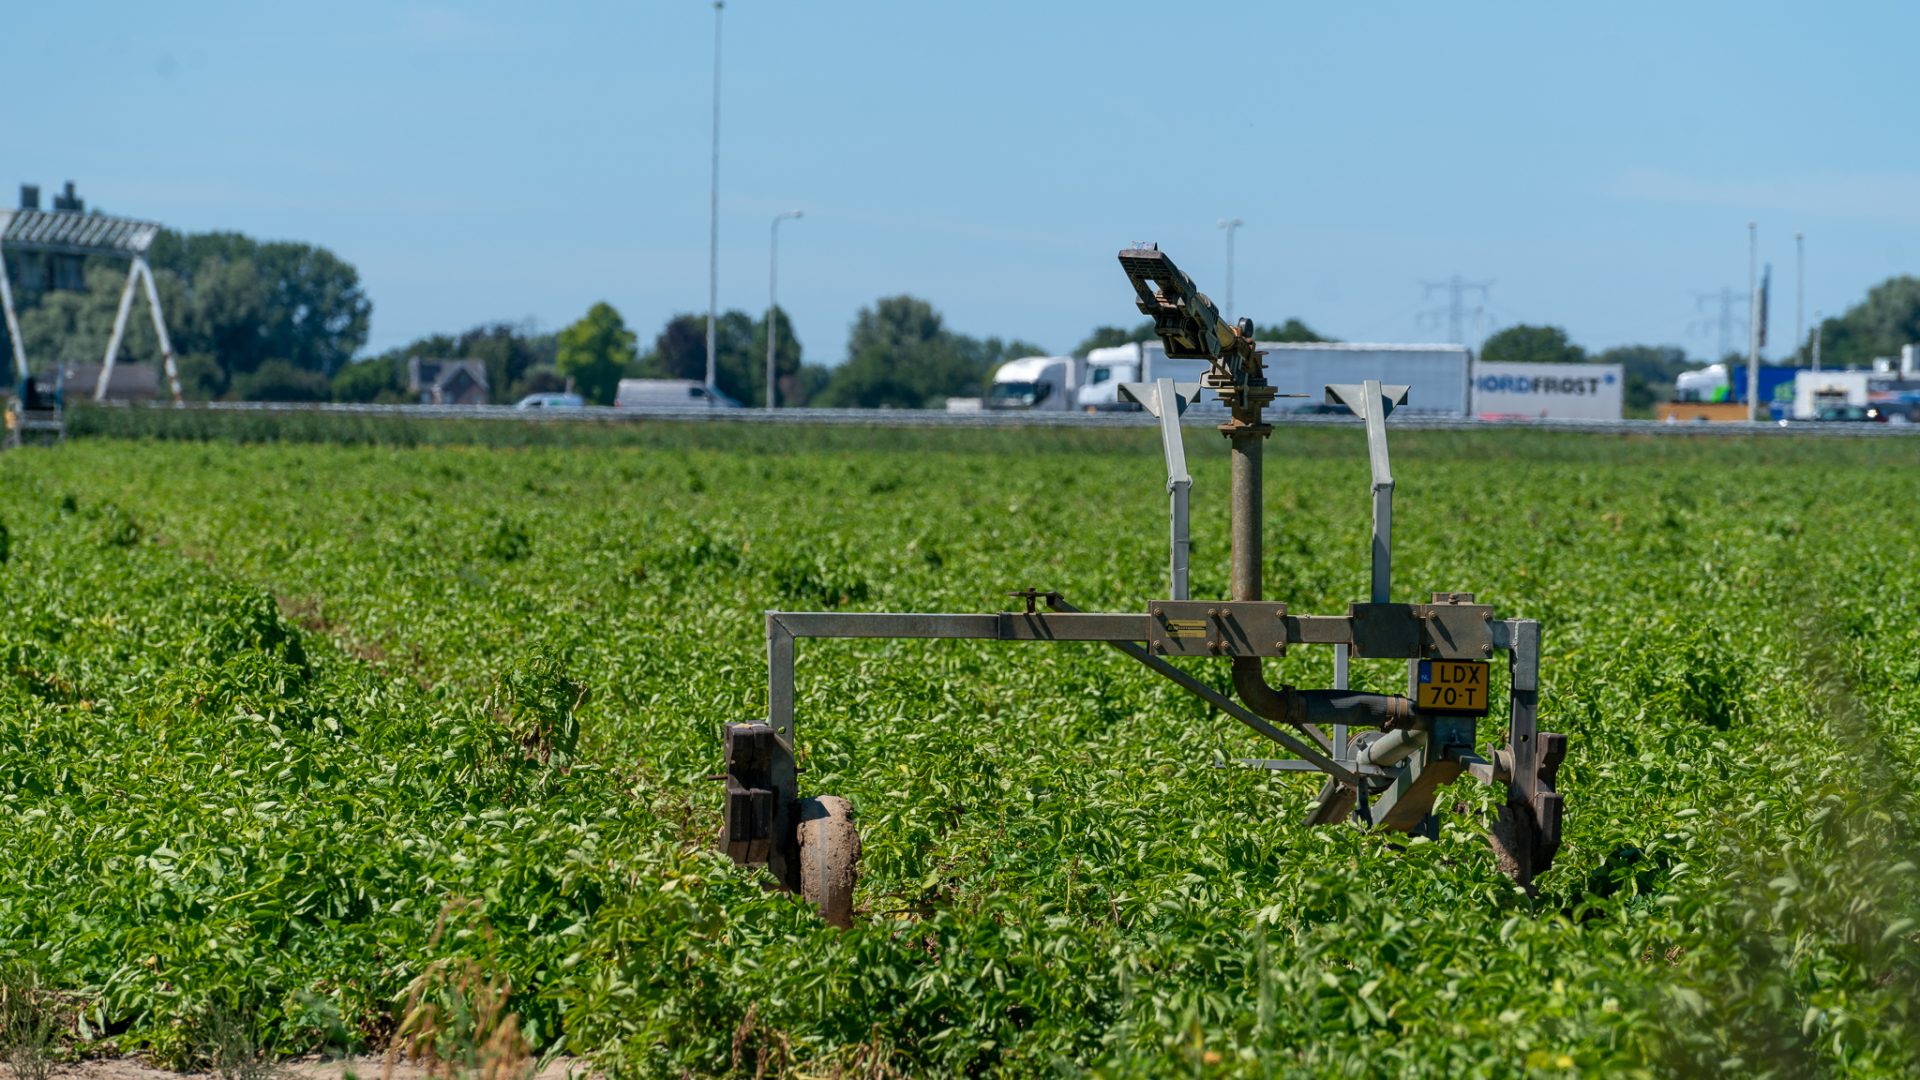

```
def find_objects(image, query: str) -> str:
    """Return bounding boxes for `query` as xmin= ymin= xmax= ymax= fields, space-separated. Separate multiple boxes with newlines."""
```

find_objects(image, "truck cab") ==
xmin=1075 ymin=344 xmax=1142 ymax=411
xmin=987 ymin=355 xmax=1081 ymax=411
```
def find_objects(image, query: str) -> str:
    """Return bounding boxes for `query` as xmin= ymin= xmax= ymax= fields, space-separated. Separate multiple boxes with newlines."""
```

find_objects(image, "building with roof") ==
xmin=407 ymin=357 xmax=490 ymax=405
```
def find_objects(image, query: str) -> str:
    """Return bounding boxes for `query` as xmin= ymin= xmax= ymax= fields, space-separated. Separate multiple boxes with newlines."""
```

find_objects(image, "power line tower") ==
xmin=1418 ymin=275 xmax=1493 ymax=345
xmin=1687 ymin=288 xmax=1748 ymax=359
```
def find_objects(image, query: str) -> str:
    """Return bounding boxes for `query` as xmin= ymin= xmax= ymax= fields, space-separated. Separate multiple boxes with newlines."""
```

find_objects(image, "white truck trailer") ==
xmin=1076 ymin=341 xmax=1470 ymax=417
xmin=986 ymin=355 xmax=1084 ymax=411
xmin=1259 ymin=343 xmax=1471 ymax=416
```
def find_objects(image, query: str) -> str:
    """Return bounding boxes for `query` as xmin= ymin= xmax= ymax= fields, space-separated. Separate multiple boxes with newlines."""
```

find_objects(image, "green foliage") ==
xmin=1073 ymin=322 xmax=1158 ymax=355
xmin=1815 ymin=275 xmax=1920 ymax=369
xmin=817 ymin=296 xmax=1043 ymax=409
xmin=0 ymin=230 xmax=369 ymax=401
xmin=556 ymin=303 xmax=638 ymax=406
xmin=1481 ymin=324 xmax=1587 ymax=365
xmin=328 ymin=356 xmax=407 ymax=404
xmin=148 ymin=231 xmax=371 ymax=379
xmin=642 ymin=309 xmax=802 ymax=408
xmin=1250 ymin=318 xmax=1332 ymax=343
xmin=1594 ymin=344 xmax=1692 ymax=417
xmin=1 ymin=427 xmax=1917 ymax=1076
xmin=230 ymin=359 xmax=330 ymax=403
xmin=750 ymin=306 xmax=804 ymax=408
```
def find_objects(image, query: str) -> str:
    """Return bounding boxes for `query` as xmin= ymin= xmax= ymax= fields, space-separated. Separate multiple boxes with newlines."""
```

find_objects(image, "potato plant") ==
xmin=0 ymin=424 xmax=1916 ymax=1077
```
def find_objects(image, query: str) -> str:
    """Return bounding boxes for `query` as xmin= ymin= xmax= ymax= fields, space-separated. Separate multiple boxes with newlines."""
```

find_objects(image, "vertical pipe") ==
xmin=1795 ymin=232 xmax=1805 ymax=370
xmin=704 ymin=1 xmax=723 ymax=394
xmin=1229 ymin=430 xmax=1261 ymax=602
xmin=766 ymin=214 xmax=779 ymax=410
xmin=764 ymin=614 xmax=798 ymax=891
xmin=1169 ymin=483 xmax=1190 ymax=601
xmin=1746 ymin=222 xmax=1759 ymax=423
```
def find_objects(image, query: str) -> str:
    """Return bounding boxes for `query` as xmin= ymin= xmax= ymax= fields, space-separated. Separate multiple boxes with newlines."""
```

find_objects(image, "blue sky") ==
xmin=7 ymin=1 xmax=1917 ymax=364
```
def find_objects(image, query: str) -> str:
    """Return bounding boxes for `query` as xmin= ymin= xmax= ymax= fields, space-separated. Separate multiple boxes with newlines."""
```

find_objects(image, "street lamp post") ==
xmin=1217 ymin=218 xmax=1244 ymax=322
xmin=705 ymin=1 xmax=724 ymax=395
xmin=1795 ymin=232 xmax=1805 ymax=369
xmin=767 ymin=209 xmax=803 ymax=409
xmin=1746 ymin=222 xmax=1759 ymax=423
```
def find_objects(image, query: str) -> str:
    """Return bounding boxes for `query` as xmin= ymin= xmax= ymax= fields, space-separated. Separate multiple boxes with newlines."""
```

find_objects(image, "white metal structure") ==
xmin=0 ymin=199 xmax=182 ymax=404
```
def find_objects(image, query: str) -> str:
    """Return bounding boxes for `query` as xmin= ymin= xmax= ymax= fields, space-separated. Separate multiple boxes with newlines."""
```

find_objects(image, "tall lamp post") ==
xmin=1794 ymin=232 xmax=1805 ymax=369
xmin=704 ymin=1 xmax=724 ymax=395
xmin=1745 ymin=221 xmax=1759 ymax=423
xmin=767 ymin=209 xmax=803 ymax=409
xmin=1217 ymin=217 xmax=1244 ymax=322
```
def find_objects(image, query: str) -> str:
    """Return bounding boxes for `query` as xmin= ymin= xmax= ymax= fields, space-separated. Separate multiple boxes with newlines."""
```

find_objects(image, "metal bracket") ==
xmin=1147 ymin=600 xmax=1289 ymax=657
xmin=720 ymin=722 xmax=785 ymax=868
xmin=1006 ymin=588 xmax=1064 ymax=615
xmin=1120 ymin=377 xmax=1202 ymax=601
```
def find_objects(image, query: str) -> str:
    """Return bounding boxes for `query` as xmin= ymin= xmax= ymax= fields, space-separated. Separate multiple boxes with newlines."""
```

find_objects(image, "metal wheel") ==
xmin=796 ymin=795 xmax=861 ymax=928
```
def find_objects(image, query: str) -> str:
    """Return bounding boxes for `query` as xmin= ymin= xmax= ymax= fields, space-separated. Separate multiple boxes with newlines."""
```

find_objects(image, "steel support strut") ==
xmin=1490 ymin=619 xmax=1565 ymax=886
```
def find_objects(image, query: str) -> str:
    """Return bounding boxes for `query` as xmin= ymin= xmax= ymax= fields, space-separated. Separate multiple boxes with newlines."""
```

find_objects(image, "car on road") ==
xmin=514 ymin=392 xmax=585 ymax=410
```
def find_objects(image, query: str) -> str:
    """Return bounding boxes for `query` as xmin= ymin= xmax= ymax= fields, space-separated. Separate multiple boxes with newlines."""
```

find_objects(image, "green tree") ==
xmin=643 ymin=314 xmax=705 ymax=383
xmin=330 ymin=355 xmax=407 ymax=403
xmin=750 ymin=305 xmax=804 ymax=407
xmin=1481 ymin=324 xmax=1586 ymax=365
xmin=1813 ymin=276 xmax=1920 ymax=369
xmin=230 ymin=358 xmax=329 ymax=402
xmin=785 ymin=363 xmax=832 ymax=407
xmin=1073 ymin=317 xmax=1329 ymax=356
xmin=816 ymin=296 xmax=1001 ymax=409
xmin=1251 ymin=318 xmax=1331 ymax=343
xmin=556 ymin=302 xmax=637 ymax=405
xmin=1072 ymin=321 xmax=1157 ymax=355
xmin=148 ymin=230 xmax=370 ymax=378
xmin=1593 ymin=344 xmax=1691 ymax=417
xmin=638 ymin=311 xmax=769 ymax=405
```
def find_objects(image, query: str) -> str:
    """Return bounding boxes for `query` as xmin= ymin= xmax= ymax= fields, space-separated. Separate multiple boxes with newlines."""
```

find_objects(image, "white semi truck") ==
xmin=1076 ymin=341 xmax=1471 ymax=417
xmin=1075 ymin=342 xmax=1215 ymax=411
xmin=986 ymin=355 xmax=1085 ymax=411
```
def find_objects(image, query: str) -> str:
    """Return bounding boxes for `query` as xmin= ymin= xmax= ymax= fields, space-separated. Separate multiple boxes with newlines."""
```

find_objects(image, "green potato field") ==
xmin=1 ymin=420 xmax=1918 ymax=1077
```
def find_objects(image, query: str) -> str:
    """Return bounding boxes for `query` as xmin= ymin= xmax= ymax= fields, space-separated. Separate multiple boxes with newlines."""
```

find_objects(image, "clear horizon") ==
xmin=7 ymin=0 xmax=1916 ymax=366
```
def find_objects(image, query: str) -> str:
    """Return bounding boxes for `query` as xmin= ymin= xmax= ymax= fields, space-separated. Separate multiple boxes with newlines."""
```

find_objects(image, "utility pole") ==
xmin=1746 ymin=222 xmax=1759 ymax=422
xmin=1217 ymin=218 xmax=1243 ymax=322
xmin=1419 ymin=275 xmax=1493 ymax=345
xmin=1812 ymin=310 xmax=1823 ymax=372
xmin=1795 ymin=232 xmax=1805 ymax=369
xmin=766 ymin=209 xmax=802 ymax=410
xmin=705 ymin=1 xmax=724 ymax=395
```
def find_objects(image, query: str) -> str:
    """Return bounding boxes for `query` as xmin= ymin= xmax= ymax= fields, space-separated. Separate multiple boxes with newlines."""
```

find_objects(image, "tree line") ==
xmin=1476 ymin=277 xmax=1920 ymax=414
xmin=8 ymin=224 xmax=1920 ymax=411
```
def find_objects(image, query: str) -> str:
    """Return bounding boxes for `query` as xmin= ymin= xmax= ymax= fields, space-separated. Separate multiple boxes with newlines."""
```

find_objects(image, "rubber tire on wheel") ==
xmin=796 ymin=795 xmax=861 ymax=928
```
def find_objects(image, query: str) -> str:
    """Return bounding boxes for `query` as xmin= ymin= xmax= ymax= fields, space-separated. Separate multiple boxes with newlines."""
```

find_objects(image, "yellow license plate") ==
xmin=1416 ymin=659 xmax=1491 ymax=714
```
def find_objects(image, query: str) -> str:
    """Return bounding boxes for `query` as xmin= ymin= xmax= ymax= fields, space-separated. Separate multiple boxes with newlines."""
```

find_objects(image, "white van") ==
xmin=614 ymin=379 xmax=742 ymax=409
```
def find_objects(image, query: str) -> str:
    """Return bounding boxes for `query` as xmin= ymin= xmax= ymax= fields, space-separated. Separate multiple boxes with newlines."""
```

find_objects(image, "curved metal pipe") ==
xmin=1225 ymin=395 xmax=1416 ymax=733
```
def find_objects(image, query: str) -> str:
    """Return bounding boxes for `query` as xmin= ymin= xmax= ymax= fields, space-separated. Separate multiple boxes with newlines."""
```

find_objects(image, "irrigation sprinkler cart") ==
xmin=720 ymin=246 xmax=1565 ymax=923
xmin=4 ymin=365 xmax=66 ymax=449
